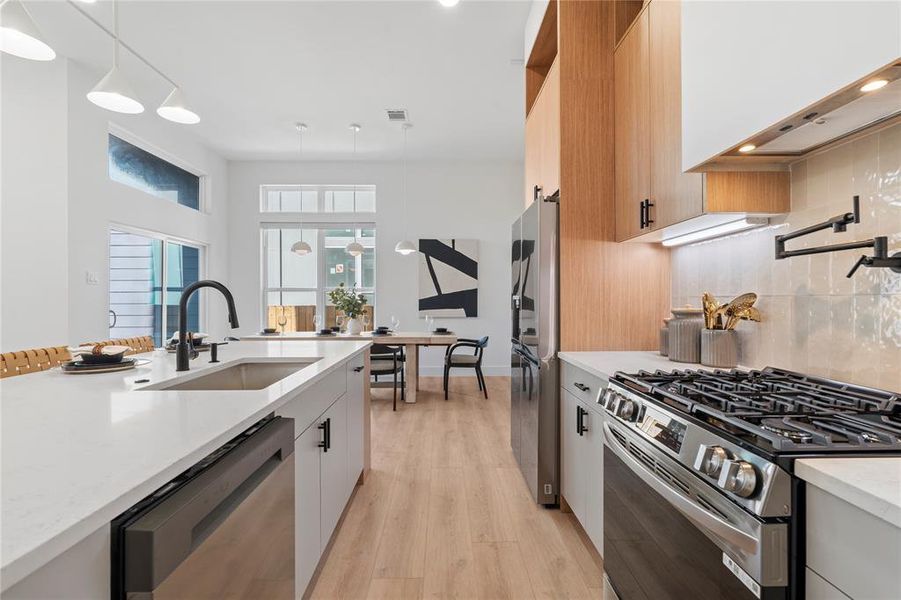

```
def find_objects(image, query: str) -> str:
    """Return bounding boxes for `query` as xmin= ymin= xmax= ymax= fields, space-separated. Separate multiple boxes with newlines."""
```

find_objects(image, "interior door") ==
xmin=319 ymin=395 xmax=348 ymax=552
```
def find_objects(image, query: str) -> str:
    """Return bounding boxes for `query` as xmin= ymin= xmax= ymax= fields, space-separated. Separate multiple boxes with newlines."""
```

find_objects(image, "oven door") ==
xmin=603 ymin=419 xmax=789 ymax=600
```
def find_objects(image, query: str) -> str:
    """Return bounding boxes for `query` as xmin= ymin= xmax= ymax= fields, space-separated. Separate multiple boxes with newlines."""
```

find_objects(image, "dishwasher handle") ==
xmin=123 ymin=416 xmax=294 ymax=593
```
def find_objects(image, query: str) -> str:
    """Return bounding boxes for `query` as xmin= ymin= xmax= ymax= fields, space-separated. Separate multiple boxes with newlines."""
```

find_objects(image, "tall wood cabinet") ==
xmin=524 ymin=0 xmax=670 ymax=352
xmin=525 ymin=60 xmax=560 ymax=206
xmin=614 ymin=0 xmax=789 ymax=242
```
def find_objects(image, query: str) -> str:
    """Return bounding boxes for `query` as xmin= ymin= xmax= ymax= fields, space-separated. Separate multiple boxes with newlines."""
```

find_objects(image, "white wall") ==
xmin=0 ymin=56 xmax=70 ymax=351
xmin=228 ymin=160 xmax=523 ymax=375
xmin=0 ymin=58 xmax=231 ymax=351
xmin=681 ymin=0 xmax=901 ymax=170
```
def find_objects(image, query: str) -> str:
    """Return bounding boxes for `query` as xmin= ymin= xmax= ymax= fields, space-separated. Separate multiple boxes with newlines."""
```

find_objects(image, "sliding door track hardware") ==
xmin=774 ymin=195 xmax=901 ymax=278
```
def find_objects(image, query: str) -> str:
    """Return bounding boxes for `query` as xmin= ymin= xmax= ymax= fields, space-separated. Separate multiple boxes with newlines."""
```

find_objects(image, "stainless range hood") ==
xmin=724 ymin=62 xmax=901 ymax=158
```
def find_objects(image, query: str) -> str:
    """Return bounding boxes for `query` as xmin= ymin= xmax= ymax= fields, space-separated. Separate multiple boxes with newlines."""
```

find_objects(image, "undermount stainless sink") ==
xmin=145 ymin=360 xmax=319 ymax=391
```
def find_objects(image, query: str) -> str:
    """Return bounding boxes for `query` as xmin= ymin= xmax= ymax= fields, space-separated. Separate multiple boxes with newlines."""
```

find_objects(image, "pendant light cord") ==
xmin=403 ymin=125 xmax=409 ymax=240
xmin=113 ymin=0 xmax=119 ymax=67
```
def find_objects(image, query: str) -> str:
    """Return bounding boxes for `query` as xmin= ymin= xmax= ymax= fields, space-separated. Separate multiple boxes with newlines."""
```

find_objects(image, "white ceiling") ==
xmin=26 ymin=0 xmax=531 ymax=161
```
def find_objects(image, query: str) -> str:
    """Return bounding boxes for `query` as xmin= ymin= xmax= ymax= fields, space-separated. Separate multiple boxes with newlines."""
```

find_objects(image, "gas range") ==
xmin=602 ymin=367 xmax=901 ymax=518
xmin=601 ymin=367 xmax=900 ymax=599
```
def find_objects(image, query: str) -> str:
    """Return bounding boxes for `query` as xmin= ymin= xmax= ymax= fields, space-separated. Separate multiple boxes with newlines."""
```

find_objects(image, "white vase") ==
xmin=345 ymin=317 xmax=363 ymax=335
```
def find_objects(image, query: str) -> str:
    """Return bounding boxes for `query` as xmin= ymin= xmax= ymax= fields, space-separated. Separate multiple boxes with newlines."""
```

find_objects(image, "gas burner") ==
xmin=760 ymin=419 xmax=814 ymax=443
xmin=614 ymin=367 xmax=901 ymax=453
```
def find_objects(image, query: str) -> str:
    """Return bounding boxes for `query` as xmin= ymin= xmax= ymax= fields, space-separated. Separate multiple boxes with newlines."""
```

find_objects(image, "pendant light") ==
xmin=157 ymin=86 xmax=200 ymax=124
xmin=0 ymin=0 xmax=56 ymax=61
xmin=346 ymin=124 xmax=365 ymax=257
xmin=395 ymin=123 xmax=416 ymax=255
xmin=291 ymin=123 xmax=313 ymax=256
xmin=87 ymin=0 xmax=144 ymax=114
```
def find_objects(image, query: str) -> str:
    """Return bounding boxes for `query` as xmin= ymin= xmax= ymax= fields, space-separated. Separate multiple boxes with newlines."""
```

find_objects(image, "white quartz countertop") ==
xmin=0 ymin=340 xmax=370 ymax=591
xmin=557 ymin=350 xmax=721 ymax=381
xmin=796 ymin=458 xmax=901 ymax=529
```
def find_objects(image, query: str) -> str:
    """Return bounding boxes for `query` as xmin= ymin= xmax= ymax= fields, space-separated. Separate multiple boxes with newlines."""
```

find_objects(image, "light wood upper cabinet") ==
xmin=524 ymin=59 xmax=560 ymax=207
xmin=614 ymin=9 xmax=650 ymax=241
xmin=648 ymin=0 xmax=702 ymax=230
xmin=614 ymin=0 xmax=789 ymax=242
xmin=539 ymin=61 xmax=560 ymax=198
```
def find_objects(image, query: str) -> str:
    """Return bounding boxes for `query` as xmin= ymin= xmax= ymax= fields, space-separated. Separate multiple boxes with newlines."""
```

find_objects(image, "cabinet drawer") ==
xmin=561 ymin=362 xmax=604 ymax=411
xmin=277 ymin=368 xmax=346 ymax=438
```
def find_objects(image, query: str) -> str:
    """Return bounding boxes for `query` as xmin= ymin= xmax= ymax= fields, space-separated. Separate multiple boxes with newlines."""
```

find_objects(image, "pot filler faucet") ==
xmin=176 ymin=280 xmax=240 ymax=371
xmin=775 ymin=195 xmax=901 ymax=278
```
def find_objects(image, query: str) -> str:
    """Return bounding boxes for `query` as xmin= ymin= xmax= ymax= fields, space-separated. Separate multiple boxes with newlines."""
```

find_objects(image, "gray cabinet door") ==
xmin=295 ymin=423 xmax=322 ymax=595
xmin=319 ymin=395 xmax=348 ymax=551
xmin=346 ymin=358 xmax=365 ymax=496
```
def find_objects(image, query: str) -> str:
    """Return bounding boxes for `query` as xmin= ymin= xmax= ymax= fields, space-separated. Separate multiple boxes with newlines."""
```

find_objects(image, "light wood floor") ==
xmin=309 ymin=376 xmax=605 ymax=600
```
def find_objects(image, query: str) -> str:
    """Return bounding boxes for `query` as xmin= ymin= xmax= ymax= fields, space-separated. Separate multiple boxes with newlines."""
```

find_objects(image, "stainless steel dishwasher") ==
xmin=111 ymin=415 xmax=295 ymax=599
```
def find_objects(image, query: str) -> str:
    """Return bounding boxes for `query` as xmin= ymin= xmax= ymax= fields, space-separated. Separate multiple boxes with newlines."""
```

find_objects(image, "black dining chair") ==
xmin=370 ymin=344 xmax=405 ymax=411
xmin=443 ymin=336 xmax=489 ymax=400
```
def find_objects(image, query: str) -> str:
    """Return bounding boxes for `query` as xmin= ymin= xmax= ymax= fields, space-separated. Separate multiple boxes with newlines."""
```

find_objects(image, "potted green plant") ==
xmin=328 ymin=283 xmax=368 ymax=334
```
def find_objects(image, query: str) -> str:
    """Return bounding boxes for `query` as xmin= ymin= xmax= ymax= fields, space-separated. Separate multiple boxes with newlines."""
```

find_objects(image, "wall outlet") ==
xmin=544 ymin=484 xmax=553 ymax=495
xmin=85 ymin=271 xmax=100 ymax=285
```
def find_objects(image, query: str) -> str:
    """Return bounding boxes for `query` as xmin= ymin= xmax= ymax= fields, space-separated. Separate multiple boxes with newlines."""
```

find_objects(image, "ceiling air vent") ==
xmin=386 ymin=109 xmax=408 ymax=122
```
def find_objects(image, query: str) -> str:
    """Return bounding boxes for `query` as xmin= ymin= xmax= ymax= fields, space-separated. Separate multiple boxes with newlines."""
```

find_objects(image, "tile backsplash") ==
xmin=671 ymin=123 xmax=900 ymax=391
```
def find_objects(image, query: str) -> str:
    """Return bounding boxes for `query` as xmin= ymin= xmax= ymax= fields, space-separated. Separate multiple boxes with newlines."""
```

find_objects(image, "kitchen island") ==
xmin=0 ymin=340 xmax=370 ymax=597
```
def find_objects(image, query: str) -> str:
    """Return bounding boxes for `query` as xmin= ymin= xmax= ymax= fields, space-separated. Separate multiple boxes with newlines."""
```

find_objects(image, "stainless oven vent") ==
xmin=610 ymin=426 xmax=692 ymax=497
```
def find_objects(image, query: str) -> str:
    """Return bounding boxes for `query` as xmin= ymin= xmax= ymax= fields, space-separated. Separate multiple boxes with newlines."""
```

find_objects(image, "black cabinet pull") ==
xmin=573 ymin=382 xmax=590 ymax=392
xmin=580 ymin=407 xmax=589 ymax=435
xmin=645 ymin=199 xmax=655 ymax=227
xmin=318 ymin=420 xmax=328 ymax=452
xmin=326 ymin=418 xmax=331 ymax=451
xmin=353 ymin=365 xmax=364 ymax=372
xmin=534 ymin=185 xmax=542 ymax=203
xmin=639 ymin=199 xmax=646 ymax=229
xmin=576 ymin=405 xmax=583 ymax=436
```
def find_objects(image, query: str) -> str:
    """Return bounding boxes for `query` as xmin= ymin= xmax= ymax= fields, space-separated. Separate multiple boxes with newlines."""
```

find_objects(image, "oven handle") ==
xmin=603 ymin=421 xmax=759 ymax=555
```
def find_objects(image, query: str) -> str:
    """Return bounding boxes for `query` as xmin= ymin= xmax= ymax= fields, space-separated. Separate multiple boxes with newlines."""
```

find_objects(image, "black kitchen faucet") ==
xmin=176 ymin=280 xmax=240 ymax=371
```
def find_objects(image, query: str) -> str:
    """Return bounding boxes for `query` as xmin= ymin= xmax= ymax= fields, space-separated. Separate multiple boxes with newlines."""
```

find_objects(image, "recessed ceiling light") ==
xmin=860 ymin=79 xmax=888 ymax=93
xmin=738 ymin=144 xmax=756 ymax=153
xmin=438 ymin=0 xmax=460 ymax=6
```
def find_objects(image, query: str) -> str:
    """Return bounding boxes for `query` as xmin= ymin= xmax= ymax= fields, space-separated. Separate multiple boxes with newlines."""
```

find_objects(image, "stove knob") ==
xmin=717 ymin=459 xmax=758 ymax=498
xmin=616 ymin=398 xmax=637 ymax=421
xmin=694 ymin=445 xmax=730 ymax=478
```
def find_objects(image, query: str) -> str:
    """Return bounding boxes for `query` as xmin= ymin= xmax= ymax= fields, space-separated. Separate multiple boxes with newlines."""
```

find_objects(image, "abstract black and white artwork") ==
xmin=418 ymin=239 xmax=478 ymax=317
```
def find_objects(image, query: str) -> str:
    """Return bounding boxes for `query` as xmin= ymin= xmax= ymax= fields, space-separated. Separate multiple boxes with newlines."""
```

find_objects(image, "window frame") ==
xmin=260 ymin=222 xmax=376 ymax=330
xmin=108 ymin=223 xmax=208 ymax=345
xmin=259 ymin=184 xmax=376 ymax=214
xmin=108 ymin=123 xmax=209 ymax=213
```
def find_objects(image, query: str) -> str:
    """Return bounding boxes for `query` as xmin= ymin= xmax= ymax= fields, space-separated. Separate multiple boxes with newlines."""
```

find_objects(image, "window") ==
xmin=109 ymin=229 xmax=203 ymax=346
xmin=108 ymin=134 xmax=201 ymax=210
xmin=262 ymin=225 xmax=376 ymax=331
xmin=261 ymin=185 xmax=376 ymax=213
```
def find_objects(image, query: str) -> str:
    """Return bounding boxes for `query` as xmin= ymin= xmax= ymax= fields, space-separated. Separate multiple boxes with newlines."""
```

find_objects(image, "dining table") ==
xmin=240 ymin=331 xmax=459 ymax=403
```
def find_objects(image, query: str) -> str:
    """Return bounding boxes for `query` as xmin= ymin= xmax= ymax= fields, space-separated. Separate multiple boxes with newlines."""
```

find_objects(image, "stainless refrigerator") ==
xmin=510 ymin=189 xmax=559 ymax=505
